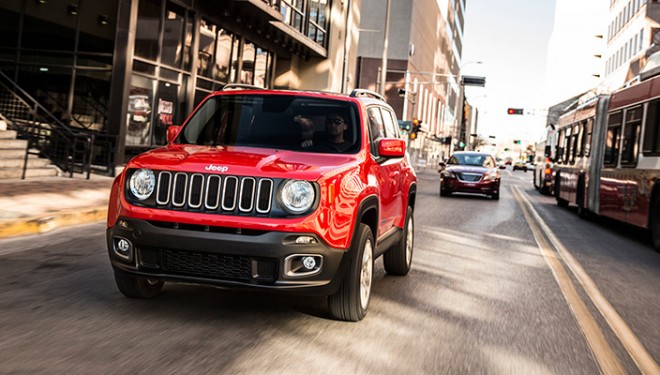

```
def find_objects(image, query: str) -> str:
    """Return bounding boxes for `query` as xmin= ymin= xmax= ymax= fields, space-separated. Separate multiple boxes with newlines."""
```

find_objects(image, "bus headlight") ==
xmin=279 ymin=180 xmax=315 ymax=214
xmin=129 ymin=169 xmax=155 ymax=200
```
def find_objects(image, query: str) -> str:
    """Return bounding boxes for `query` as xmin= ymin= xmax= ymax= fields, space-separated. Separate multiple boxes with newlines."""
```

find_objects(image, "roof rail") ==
xmin=350 ymin=89 xmax=385 ymax=102
xmin=222 ymin=83 xmax=265 ymax=91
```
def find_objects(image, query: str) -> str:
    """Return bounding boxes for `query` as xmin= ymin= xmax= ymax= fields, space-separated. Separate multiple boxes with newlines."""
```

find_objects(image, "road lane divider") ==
xmin=512 ymin=185 xmax=660 ymax=375
xmin=511 ymin=186 xmax=626 ymax=375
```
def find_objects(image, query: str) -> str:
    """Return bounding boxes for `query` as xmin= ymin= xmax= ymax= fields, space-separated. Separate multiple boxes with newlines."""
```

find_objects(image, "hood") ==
xmin=126 ymin=145 xmax=360 ymax=180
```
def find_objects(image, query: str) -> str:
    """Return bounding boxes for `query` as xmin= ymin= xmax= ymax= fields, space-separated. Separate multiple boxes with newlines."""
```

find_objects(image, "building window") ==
xmin=280 ymin=0 xmax=329 ymax=47
xmin=307 ymin=0 xmax=328 ymax=45
xmin=135 ymin=0 xmax=162 ymax=61
xmin=161 ymin=2 xmax=186 ymax=69
xmin=281 ymin=0 xmax=305 ymax=33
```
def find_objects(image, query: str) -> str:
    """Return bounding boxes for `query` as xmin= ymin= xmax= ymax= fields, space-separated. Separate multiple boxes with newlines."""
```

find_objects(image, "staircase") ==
xmin=0 ymin=70 xmax=117 ymax=179
xmin=0 ymin=121 xmax=60 ymax=179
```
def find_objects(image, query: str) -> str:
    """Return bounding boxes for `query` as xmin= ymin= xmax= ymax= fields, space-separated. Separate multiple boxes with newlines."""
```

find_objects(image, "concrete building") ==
xmin=355 ymin=0 xmax=467 ymax=161
xmin=0 ymin=0 xmax=362 ymax=172
xmin=603 ymin=0 xmax=660 ymax=91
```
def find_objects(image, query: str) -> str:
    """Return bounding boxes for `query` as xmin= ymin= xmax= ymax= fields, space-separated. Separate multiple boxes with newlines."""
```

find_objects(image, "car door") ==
xmin=367 ymin=106 xmax=398 ymax=236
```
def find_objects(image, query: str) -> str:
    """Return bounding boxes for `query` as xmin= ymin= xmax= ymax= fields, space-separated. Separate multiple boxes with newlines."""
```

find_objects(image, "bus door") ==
xmin=600 ymin=112 xmax=627 ymax=222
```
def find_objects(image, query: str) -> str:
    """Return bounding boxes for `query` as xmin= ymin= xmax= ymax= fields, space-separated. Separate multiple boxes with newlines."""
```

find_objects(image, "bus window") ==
xmin=604 ymin=111 xmax=622 ymax=167
xmin=556 ymin=129 xmax=565 ymax=163
xmin=621 ymin=105 xmax=642 ymax=166
xmin=583 ymin=118 xmax=593 ymax=157
xmin=576 ymin=121 xmax=585 ymax=157
xmin=642 ymin=99 xmax=660 ymax=155
xmin=570 ymin=124 xmax=580 ymax=163
xmin=564 ymin=126 xmax=573 ymax=164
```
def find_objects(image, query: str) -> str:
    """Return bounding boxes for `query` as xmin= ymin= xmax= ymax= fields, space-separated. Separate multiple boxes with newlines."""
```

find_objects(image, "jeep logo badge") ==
xmin=205 ymin=164 xmax=229 ymax=173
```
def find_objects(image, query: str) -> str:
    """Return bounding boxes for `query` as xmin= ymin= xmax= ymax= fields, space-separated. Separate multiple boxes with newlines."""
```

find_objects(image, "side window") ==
xmin=570 ymin=124 xmax=580 ymax=163
xmin=576 ymin=122 xmax=585 ymax=157
xmin=583 ymin=118 xmax=593 ymax=157
xmin=484 ymin=156 xmax=495 ymax=168
xmin=367 ymin=107 xmax=385 ymax=156
xmin=556 ymin=129 xmax=565 ymax=164
xmin=564 ymin=127 xmax=573 ymax=164
xmin=642 ymin=99 xmax=660 ymax=155
xmin=381 ymin=108 xmax=399 ymax=138
xmin=621 ymin=105 xmax=642 ymax=166
xmin=604 ymin=111 xmax=622 ymax=167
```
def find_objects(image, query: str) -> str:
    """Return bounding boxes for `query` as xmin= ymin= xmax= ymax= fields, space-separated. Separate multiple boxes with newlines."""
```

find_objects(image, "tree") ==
xmin=470 ymin=135 xmax=488 ymax=151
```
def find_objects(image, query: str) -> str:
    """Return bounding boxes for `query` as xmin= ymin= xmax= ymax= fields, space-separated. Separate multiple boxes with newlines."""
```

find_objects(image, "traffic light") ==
xmin=507 ymin=108 xmax=524 ymax=115
xmin=504 ymin=148 xmax=509 ymax=151
xmin=410 ymin=118 xmax=422 ymax=140
xmin=514 ymin=140 xmax=521 ymax=145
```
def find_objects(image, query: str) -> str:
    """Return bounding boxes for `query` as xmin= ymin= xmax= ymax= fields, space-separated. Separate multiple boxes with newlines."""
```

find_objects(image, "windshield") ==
xmin=177 ymin=94 xmax=360 ymax=154
xmin=448 ymin=154 xmax=492 ymax=167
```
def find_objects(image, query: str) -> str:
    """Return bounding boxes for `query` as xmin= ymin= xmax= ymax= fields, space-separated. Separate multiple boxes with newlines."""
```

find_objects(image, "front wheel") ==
xmin=328 ymin=224 xmax=374 ymax=321
xmin=114 ymin=271 xmax=164 ymax=298
xmin=384 ymin=207 xmax=414 ymax=276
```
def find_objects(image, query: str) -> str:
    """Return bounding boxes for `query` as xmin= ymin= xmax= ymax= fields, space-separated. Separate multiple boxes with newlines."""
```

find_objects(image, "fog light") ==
xmin=113 ymin=236 xmax=133 ymax=261
xmin=284 ymin=254 xmax=323 ymax=277
xmin=302 ymin=256 xmax=317 ymax=270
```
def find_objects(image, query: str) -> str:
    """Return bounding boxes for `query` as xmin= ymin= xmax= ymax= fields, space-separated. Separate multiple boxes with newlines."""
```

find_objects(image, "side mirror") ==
xmin=377 ymin=138 xmax=406 ymax=158
xmin=167 ymin=125 xmax=181 ymax=144
xmin=438 ymin=161 xmax=446 ymax=168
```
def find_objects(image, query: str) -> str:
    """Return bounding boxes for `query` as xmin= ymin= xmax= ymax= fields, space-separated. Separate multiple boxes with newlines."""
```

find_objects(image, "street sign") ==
xmin=461 ymin=75 xmax=486 ymax=87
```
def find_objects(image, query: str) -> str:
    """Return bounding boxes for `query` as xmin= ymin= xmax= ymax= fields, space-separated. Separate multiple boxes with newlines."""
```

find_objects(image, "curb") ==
xmin=0 ymin=206 xmax=107 ymax=239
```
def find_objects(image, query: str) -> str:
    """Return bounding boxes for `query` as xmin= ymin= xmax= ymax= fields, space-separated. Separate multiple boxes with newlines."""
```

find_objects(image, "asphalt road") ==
xmin=0 ymin=168 xmax=657 ymax=374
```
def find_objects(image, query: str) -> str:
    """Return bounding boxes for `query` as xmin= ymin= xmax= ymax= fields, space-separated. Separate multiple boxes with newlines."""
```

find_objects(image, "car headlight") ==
xmin=443 ymin=171 xmax=456 ymax=179
xmin=129 ymin=169 xmax=155 ymax=200
xmin=483 ymin=172 xmax=498 ymax=181
xmin=279 ymin=180 xmax=315 ymax=214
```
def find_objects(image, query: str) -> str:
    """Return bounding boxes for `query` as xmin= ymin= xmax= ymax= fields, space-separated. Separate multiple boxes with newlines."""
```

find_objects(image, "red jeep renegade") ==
xmin=107 ymin=86 xmax=417 ymax=321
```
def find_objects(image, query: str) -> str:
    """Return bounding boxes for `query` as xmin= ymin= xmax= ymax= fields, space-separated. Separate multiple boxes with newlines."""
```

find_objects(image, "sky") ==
xmin=460 ymin=0 xmax=557 ymax=145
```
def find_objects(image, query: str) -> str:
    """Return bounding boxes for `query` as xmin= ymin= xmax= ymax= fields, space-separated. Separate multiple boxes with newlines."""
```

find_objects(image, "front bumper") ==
xmin=443 ymin=178 xmax=499 ymax=195
xmin=107 ymin=218 xmax=349 ymax=296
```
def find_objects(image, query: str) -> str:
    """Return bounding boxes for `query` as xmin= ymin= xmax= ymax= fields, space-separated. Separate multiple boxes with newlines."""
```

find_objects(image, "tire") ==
xmin=649 ymin=193 xmax=660 ymax=251
xmin=440 ymin=181 xmax=451 ymax=196
xmin=577 ymin=205 xmax=589 ymax=219
xmin=114 ymin=271 xmax=164 ymax=298
xmin=557 ymin=198 xmax=569 ymax=208
xmin=328 ymin=224 xmax=374 ymax=321
xmin=492 ymin=191 xmax=500 ymax=200
xmin=384 ymin=207 xmax=414 ymax=276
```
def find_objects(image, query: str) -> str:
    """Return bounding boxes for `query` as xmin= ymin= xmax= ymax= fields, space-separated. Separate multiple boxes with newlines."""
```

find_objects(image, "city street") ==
xmin=0 ymin=169 xmax=657 ymax=374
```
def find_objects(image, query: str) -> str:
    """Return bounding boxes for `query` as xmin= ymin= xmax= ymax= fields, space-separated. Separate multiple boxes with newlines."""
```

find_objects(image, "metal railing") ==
xmin=0 ymin=70 xmax=116 ymax=179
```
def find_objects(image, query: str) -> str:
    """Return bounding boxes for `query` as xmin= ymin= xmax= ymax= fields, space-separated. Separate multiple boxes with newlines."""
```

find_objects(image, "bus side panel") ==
xmin=599 ymin=169 xmax=629 ymax=223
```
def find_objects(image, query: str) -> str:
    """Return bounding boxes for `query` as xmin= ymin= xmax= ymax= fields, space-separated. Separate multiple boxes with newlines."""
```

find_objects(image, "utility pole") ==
xmin=379 ymin=0 xmax=391 ymax=96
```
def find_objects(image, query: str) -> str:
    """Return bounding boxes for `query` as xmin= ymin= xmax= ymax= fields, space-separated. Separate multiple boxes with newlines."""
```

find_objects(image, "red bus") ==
xmin=553 ymin=75 xmax=660 ymax=250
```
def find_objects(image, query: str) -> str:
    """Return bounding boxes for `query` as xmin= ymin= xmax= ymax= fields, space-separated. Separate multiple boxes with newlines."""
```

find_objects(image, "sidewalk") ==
xmin=0 ymin=174 xmax=115 ymax=239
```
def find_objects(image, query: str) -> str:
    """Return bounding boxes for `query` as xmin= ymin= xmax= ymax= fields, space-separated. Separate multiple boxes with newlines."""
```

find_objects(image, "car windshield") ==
xmin=447 ymin=154 xmax=489 ymax=167
xmin=177 ymin=94 xmax=360 ymax=154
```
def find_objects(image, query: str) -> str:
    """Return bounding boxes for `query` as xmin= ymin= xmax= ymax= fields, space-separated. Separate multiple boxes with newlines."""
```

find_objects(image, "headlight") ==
xmin=443 ymin=171 xmax=456 ymax=179
xmin=129 ymin=169 xmax=155 ymax=200
xmin=483 ymin=172 xmax=498 ymax=181
xmin=279 ymin=180 xmax=315 ymax=214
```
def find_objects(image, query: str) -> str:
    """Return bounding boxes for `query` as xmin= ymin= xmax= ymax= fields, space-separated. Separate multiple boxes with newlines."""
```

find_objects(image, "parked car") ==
xmin=106 ymin=86 xmax=417 ymax=322
xmin=438 ymin=151 xmax=501 ymax=200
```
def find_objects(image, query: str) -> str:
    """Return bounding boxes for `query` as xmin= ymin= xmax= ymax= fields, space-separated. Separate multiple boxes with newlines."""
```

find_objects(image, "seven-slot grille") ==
xmin=457 ymin=172 xmax=483 ymax=182
xmin=155 ymin=171 xmax=274 ymax=215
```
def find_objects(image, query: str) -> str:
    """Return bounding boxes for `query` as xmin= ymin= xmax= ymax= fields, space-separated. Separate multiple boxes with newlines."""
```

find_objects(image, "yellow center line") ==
xmin=513 ymin=186 xmax=660 ymax=375
xmin=512 ymin=186 xmax=627 ymax=375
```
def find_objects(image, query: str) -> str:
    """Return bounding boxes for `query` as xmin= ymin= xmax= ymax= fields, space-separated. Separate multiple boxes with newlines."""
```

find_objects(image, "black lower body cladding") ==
xmin=107 ymin=218 xmax=349 ymax=295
